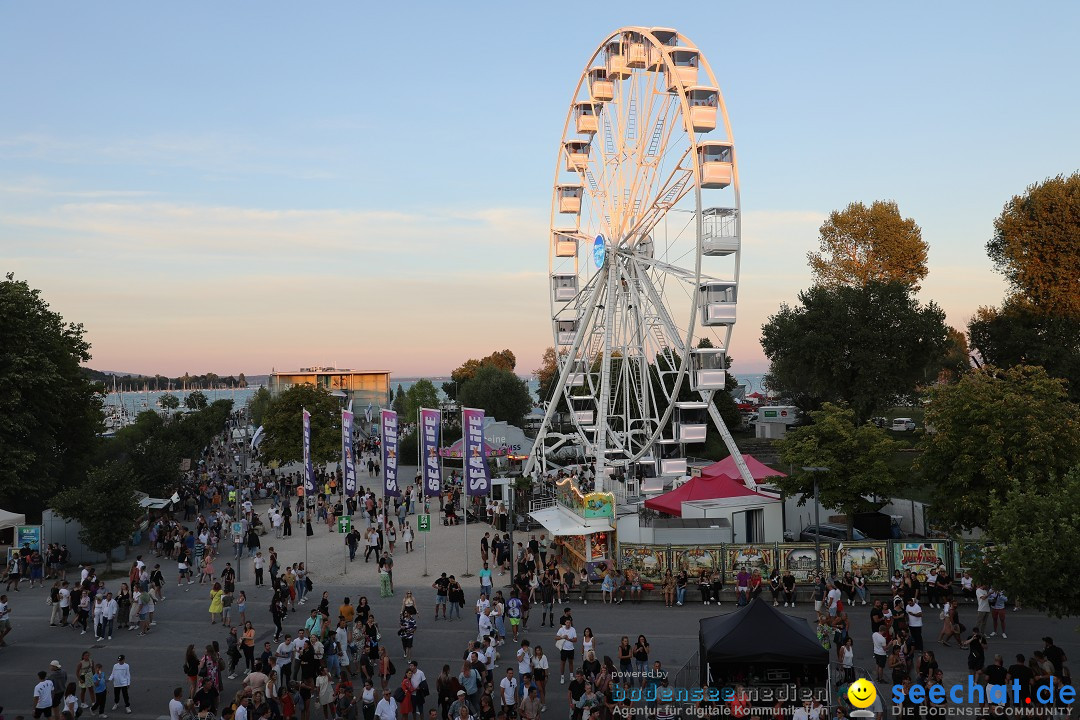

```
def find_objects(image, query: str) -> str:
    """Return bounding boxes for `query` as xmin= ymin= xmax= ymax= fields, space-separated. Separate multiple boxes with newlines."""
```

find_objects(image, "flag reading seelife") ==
xmin=381 ymin=409 xmax=400 ymax=497
xmin=463 ymin=407 xmax=489 ymax=495
xmin=342 ymin=408 xmax=356 ymax=497
xmin=421 ymin=408 xmax=441 ymax=497
xmin=302 ymin=409 xmax=315 ymax=496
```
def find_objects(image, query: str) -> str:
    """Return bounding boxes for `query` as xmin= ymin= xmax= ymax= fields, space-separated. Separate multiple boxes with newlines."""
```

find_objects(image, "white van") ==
xmin=891 ymin=417 xmax=916 ymax=431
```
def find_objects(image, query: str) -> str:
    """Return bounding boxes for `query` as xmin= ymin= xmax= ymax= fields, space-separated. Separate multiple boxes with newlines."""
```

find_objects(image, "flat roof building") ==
xmin=269 ymin=367 xmax=391 ymax=414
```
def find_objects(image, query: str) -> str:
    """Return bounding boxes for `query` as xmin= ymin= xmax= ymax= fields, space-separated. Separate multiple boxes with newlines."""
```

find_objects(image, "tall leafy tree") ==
xmin=160 ymin=392 xmax=180 ymax=413
xmin=981 ymin=468 xmax=1080 ymax=617
xmin=458 ymin=364 xmax=532 ymax=427
xmin=808 ymin=200 xmax=929 ymax=291
xmin=404 ymin=379 xmax=440 ymax=419
xmin=445 ymin=349 xmax=517 ymax=401
xmin=0 ymin=273 xmax=103 ymax=512
xmin=185 ymin=390 xmax=208 ymax=410
xmin=986 ymin=172 xmax=1080 ymax=319
xmin=51 ymin=462 xmax=141 ymax=571
xmin=760 ymin=281 xmax=950 ymax=422
xmin=247 ymin=386 xmax=273 ymax=426
xmin=260 ymin=383 xmax=341 ymax=465
xmin=392 ymin=384 xmax=407 ymax=417
xmin=919 ymin=365 xmax=1080 ymax=533
xmin=237 ymin=372 xmax=248 ymax=388
xmin=774 ymin=403 xmax=902 ymax=534
xmin=968 ymin=300 xmax=1080 ymax=402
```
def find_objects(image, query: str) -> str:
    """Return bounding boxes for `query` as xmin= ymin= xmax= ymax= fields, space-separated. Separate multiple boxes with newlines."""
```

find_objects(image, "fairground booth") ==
xmin=529 ymin=477 xmax=615 ymax=568
xmin=699 ymin=598 xmax=830 ymax=705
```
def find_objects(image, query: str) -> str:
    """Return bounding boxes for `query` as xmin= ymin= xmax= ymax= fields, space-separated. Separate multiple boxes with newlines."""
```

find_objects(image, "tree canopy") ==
xmin=773 ymin=403 xmax=902 ymax=532
xmin=185 ymin=390 xmax=209 ymax=410
xmin=968 ymin=299 xmax=1080 ymax=403
xmin=919 ymin=365 xmax=1080 ymax=533
xmin=458 ymin=364 xmax=532 ymax=427
xmin=247 ymin=386 xmax=273 ymax=426
xmin=981 ymin=467 xmax=1080 ymax=617
xmin=259 ymin=383 xmax=341 ymax=465
xmin=808 ymin=200 xmax=929 ymax=291
xmin=0 ymin=273 xmax=103 ymax=513
xmin=444 ymin=349 xmax=517 ymax=400
xmin=160 ymin=392 xmax=180 ymax=412
xmin=760 ymin=281 xmax=950 ymax=421
xmin=987 ymin=172 xmax=1080 ymax=319
xmin=52 ymin=462 xmax=142 ymax=571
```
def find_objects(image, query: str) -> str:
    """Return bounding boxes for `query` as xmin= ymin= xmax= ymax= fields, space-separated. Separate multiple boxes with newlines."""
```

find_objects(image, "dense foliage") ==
xmin=0 ymin=274 xmax=104 ymax=513
xmin=52 ymin=462 xmax=142 ymax=571
xmin=919 ymin=365 xmax=1080 ymax=533
xmin=458 ymin=364 xmax=533 ymax=428
xmin=761 ymin=281 xmax=950 ymax=421
xmin=259 ymin=383 xmax=341 ymax=466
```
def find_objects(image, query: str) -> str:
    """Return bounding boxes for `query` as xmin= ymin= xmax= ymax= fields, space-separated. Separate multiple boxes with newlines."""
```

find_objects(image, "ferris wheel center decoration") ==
xmin=526 ymin=26 xmax=758 ymax=493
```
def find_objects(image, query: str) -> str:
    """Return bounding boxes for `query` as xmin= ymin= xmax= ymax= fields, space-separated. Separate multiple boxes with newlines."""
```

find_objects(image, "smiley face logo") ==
xmin=847 ymin=678 xmax=877 ymax=709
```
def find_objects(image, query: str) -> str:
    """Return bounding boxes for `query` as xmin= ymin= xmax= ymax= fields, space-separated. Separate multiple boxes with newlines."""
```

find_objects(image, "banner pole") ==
xmin=463 ymin=405 xmax=470 ymax=578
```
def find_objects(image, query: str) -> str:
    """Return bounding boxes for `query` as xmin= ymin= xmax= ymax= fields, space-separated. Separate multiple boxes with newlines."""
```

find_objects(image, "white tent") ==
xmin=0 ymin=508 xmax=27 ymax=532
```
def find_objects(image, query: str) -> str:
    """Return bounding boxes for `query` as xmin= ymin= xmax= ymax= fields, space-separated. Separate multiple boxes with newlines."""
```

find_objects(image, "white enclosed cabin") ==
xmin=647 ymin=28 xmax=678 ymax=71
xmin=564 ymin=140 xmax=590 ymax=173
xmin=699 ymin=281 xmax=737 ymax=326
xmin=702 ymin=207 xmax=739 ymax=256
xmin=574 ymin=101 xmax=600 ymax=135
xmin=656 ymin=439 xmax=687 ymax=476
xmin=588 ymin=67 xmax=614 ymax=102
xmin=674 ymin=401 xmax=709 ymax=442
xmin=605 ymin=40 xmax=630 ymax=79
xmin=556 ymin=184 xmax=583 ymax=215
xmin=687 ymin=86 xmax=718 ymax=133
xmin=552 ymin=230 xmax=578 ymax=257
xmin=570 ymin=396 xmax=595 ymax=426
xmin=566 ymin=359 xmax=590 ymax=388
xmin=690 ymin=348 xmax=727 ymax=391
xmin=552 ymin=274 xmax=578 ymax=302
xmin=698 ymin=141 xmax=734 ymax=189
xmin=556 ymin=319 xmax=578 ymax=346
xmin=665 ymin=48 xmax=699 ymax=91
xmin=625 ymin=31 xmax=648 ymax=68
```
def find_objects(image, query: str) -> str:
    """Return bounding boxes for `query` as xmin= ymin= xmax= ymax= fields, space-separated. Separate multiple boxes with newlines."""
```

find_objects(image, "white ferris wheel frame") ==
xmin=526 ymin=26 xmax=756 ymax=490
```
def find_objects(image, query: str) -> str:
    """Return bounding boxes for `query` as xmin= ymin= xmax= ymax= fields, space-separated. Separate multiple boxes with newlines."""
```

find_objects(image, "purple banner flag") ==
xmin=381 ymin=409 xmax=400 ymax=497
xmin=463 ymin=407 xmax=490 ymax=496
xmin=302 ymin=409 xmax=315 ymax=496
xmin=342 ymin=409 xmax=357 ymax=497
xmin=420 ymin=408 xmax=441 ymax=497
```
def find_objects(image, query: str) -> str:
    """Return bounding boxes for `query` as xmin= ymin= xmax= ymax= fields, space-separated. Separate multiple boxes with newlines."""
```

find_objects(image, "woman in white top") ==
xmin=839 ymin=637 xmax=855 ymax=682
xmin=402 ymin=522 xmax=414 ymax=553
xmin=532 ymin=646 xmax=550 ymax=708
xmin=581 ymin=627 xmax=597 ymax=655
xmin=316 ymin=666 xmax=335 ymax=717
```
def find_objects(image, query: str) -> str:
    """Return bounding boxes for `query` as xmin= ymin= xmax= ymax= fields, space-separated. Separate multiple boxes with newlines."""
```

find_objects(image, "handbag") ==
xmin=392 ymin=687 xmax=406 ymax=703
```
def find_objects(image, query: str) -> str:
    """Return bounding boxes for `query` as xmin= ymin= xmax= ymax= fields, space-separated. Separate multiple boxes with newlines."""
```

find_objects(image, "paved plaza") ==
xmin=1 ymin=468 xmax=1075 ymax=716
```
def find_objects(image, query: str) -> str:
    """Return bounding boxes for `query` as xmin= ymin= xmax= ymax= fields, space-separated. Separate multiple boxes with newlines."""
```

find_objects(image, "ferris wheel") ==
xmin=525 ymin=27 xmax=757 ymax=491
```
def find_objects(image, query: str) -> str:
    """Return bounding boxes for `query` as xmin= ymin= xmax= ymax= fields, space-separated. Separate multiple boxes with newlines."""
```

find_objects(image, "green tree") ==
xmin=987 ymin=172 xmax=1080 ymax=319
xmin=968 ymin=300 xmax=1080 ymax=402
xmin=918 ymin=365 xmax=1080 ymax=533
xmin=760 ymin=281 xmax=950 ymax=422
xmin=445 ymin=349 xmax=518 ymax=401
xmin=458 ymin=364 xmax=532 ymax=427
xmin=185 ymin=390 xmax=209 ymax=410
xmin=51 ymin=462 xmax=141 ymax=571
xmin=237 ymin=372 xmax=247 ymax=388
xmin=392 ymin=384 xmax=407 ymax=417
xmin=160 ymin=392 xmax=180 ymax=414
xmin=0 ymin=273 xmax=104 ymax=513
xmin=808 ymin=200 xmax=929 ymax=291
xmin=980 ymin=467 xmax=1080 ymax=617
xmin=938 ymin=327 xmax=971 ymax=383
xmin=247 ymin=386 xmax=273 ymax=426
xmin=774 ymin=403 xmax=903 ymax=534
xmin=260 ymin=383 xmax=341 ymax=465
xmin=404 ymin=379 xmax=440 ymax=420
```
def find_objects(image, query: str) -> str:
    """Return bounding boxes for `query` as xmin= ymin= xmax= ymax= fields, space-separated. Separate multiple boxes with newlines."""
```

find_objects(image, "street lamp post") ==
xmin=801 ymin=466 xmax=829 ymax=577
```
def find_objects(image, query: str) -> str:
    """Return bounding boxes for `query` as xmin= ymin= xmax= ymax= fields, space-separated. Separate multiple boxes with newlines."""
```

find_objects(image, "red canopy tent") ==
xmin=701 ymin=454 xmax=786 ymax=482
xmin=644 ymin=474 xmax=765 ymax=517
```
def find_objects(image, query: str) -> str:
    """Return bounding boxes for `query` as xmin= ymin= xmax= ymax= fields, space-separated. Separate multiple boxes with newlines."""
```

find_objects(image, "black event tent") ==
xmin=699 ymin=597 xmax=829 ymax=683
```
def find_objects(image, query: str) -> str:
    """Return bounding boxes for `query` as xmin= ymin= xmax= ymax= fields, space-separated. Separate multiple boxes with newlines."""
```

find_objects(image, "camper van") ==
xmin=891 ymin=418 xmax=916 ymax=431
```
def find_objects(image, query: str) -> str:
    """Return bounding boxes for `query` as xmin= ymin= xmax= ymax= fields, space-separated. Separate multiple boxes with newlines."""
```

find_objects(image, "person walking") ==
xmin=109 ymin=654 xmax=132 ymax=714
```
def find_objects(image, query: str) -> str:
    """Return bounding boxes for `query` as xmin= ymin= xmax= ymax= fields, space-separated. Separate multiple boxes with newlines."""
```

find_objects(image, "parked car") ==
xmin=891 ymin=417 xmax=916 ymax=431
xmin=799 ymin=524 xmax=867 ymax=542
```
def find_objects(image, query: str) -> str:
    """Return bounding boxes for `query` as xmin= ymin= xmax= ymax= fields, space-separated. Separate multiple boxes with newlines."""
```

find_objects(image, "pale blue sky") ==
xmin=3 ymin=2 xmax=1077 ymax=376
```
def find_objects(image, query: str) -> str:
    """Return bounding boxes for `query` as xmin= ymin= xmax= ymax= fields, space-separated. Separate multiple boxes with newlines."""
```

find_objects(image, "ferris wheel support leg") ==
xmin=700 ymin=390 xmax=757 ymax=491
xmin=523 ymin=271 xmax=609 ymax=480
